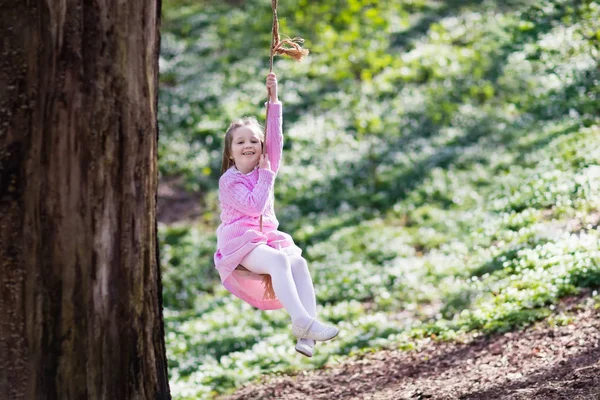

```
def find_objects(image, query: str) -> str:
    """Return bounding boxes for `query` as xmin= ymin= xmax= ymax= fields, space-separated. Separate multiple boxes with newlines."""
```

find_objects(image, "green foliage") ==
xmin=159 ymin=225 xmax=218 ymax=310
xmin=158 ymin=0 xmax=600 ymax=398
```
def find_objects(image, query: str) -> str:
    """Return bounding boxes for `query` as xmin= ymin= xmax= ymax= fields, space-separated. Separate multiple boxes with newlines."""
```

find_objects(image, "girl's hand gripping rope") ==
xmin=266 ymin=72 xmax=278 ymax=103
xmin=259 ymin=153 xmax=271 ymax=171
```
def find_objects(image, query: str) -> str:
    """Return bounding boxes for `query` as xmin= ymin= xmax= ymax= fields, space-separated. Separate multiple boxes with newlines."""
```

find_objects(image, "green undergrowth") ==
xmin=158 ymin=0 xmax=600 ymax=398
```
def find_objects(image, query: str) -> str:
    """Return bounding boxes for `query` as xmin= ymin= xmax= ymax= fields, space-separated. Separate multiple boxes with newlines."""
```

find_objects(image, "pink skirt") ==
xmin=214 ymin=228 xmax=302 ymax=310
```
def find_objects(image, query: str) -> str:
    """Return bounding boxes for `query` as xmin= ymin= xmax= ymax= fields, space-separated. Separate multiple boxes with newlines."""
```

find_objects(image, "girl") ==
xmin=214 ymin=73 xmax=339 ymax=357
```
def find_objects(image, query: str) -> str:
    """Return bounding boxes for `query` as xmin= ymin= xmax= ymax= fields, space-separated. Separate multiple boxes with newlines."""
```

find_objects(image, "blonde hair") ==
xmin=220 ymin=117 xmax=265 ymax=175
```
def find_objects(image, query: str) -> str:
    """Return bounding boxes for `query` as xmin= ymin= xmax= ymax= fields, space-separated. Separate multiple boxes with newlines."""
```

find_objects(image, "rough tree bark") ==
xmin=0 ymin=1 xmax=170 ymax=399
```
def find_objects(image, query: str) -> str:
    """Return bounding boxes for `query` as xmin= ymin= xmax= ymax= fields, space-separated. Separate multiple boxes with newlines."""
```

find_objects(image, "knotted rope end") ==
xmin=274 ymin=37 xmax=310 ymax=62
xmin=262 ymin=275 xmax=276 ymax=300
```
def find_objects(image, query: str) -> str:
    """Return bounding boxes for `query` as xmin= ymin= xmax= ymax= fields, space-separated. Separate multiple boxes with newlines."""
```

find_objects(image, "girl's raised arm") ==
xmin=265 ymin=102 xmax=283 ymax=174
xmin=265 ymin=73 xmax=283 ymax=174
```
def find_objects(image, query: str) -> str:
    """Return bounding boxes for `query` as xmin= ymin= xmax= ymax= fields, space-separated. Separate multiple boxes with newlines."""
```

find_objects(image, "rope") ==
xmin=258 ymin=0 xmax=309 ymax=300
xmin=260 ymin=0 xmax=308 ymax=232
xmin=269 ymin=0 xmax=280 ymax=73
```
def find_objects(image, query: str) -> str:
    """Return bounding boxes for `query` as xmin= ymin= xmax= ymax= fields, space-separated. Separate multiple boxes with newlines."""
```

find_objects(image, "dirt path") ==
xmin=225 ymin=294 xmax=600 ymax=400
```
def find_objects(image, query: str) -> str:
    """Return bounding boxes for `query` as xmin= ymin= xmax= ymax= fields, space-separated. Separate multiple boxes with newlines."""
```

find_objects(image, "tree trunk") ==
xmin=0 ymin=1 xmax=170 ymax=399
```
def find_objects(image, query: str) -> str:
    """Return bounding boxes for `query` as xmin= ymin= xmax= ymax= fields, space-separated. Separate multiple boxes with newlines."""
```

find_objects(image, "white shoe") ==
xmin=292 ymin=317 xmax=339 ymax=342
xmin=295 ymin=339 xmax=314 ymax=358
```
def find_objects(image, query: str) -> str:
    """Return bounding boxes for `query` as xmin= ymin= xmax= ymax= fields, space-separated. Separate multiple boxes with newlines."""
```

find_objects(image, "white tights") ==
xmin=240 ymin=245 xmax=318 ymax=345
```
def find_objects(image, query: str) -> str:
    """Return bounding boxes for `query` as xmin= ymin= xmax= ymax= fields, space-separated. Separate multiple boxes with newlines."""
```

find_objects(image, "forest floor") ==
xmin=157 ymin=178 xmax=203 ymax=224
xmin=224 ymin=292 xmax=600 ymax=400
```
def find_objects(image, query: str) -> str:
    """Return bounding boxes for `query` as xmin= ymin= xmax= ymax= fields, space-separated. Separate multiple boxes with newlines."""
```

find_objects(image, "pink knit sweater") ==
xmin=214 ymin=102 xmax=301 ymax=310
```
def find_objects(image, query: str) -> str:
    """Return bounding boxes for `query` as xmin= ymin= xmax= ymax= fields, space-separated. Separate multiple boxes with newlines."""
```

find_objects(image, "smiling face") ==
xmin=230 ymin=126 xmax=263 ymax=173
